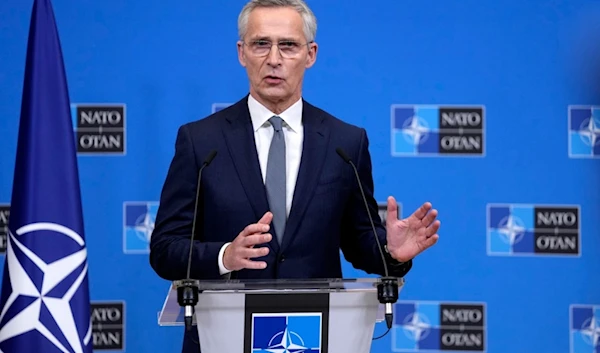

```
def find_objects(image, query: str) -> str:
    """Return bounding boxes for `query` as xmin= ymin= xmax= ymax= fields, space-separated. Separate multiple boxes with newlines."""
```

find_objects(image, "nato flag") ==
xmin=0 ymin=0 xmax=93 ymax=352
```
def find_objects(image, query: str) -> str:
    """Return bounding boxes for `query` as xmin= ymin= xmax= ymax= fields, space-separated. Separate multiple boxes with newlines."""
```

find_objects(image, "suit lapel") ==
xmin=280 ymin=101 xmax=330 ymax=253
xmin=222 ymin=98 xmax=280 ymax=253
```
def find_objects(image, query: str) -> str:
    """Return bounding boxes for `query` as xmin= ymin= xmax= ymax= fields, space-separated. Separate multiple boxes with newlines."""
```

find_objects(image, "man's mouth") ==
xmin=265 ymin=75 xmax=283 ymax=82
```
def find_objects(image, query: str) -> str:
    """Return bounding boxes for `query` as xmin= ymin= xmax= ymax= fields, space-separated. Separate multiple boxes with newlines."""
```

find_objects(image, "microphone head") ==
xmin=203 ymin=150 xmax=217 ymax=166
xmin=335 ymin=147 xmax=351 ymax=163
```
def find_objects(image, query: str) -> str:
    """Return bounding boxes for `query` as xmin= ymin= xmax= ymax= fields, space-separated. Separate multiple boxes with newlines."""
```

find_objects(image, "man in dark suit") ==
xmin=149 ymin=0 xmax=440 ymax=352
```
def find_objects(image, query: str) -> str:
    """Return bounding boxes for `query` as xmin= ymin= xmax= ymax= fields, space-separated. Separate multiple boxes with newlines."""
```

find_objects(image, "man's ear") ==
xmin=237 ymin=41 xmax=247 ymax=67
xmin=305 ymin=42 xmax=318 ymax=69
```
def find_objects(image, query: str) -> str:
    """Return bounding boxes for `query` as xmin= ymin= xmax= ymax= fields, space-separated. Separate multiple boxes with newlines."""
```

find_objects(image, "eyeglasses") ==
xmin=243 ymin=39 xmax=312 ymax=58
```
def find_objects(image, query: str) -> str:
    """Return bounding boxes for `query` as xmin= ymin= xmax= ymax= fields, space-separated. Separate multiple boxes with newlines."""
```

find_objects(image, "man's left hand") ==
xmin=385 ymin=196 xmax=440 ymax=263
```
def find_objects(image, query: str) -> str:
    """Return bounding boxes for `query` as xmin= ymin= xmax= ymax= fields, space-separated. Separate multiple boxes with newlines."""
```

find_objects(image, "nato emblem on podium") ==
xmin=244 ymin=292 xmax=329 ymax=353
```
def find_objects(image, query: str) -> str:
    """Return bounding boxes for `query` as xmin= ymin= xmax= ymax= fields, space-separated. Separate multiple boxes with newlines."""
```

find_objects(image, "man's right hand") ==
xmin=222 ymin=212 xmax=273 ymax=271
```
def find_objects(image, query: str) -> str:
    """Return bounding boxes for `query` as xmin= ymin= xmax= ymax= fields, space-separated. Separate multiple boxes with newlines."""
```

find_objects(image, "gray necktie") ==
xmin=265 ymin=116 xmax=286 ymax=244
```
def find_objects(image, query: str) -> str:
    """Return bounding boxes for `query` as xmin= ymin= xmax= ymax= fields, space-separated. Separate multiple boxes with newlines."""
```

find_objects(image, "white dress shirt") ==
xmin=217 ymin=94 xmax=304 ymax=275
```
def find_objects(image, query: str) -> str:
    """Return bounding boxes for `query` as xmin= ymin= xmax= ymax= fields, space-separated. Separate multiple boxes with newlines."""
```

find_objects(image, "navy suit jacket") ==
xmin=149 ymin=95 xmax=412 ymax=352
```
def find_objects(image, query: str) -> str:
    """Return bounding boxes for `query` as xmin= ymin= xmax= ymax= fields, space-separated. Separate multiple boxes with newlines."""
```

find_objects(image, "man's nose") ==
xmin=266 ymin=44 xmax=283 ymax=66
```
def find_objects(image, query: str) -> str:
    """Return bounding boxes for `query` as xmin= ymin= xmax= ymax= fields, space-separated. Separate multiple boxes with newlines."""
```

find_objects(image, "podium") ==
xmin=158 ymin=277 xmax=404 ymax=353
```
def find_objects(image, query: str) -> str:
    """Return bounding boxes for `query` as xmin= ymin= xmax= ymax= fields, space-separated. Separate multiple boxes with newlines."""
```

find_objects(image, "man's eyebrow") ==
xmin=248 ymin=35 xmax=301 ymax=42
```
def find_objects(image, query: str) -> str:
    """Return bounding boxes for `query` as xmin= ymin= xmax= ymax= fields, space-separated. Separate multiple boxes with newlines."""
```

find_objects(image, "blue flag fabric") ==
xmin=0 ymin=0 xmax=93 ymax=352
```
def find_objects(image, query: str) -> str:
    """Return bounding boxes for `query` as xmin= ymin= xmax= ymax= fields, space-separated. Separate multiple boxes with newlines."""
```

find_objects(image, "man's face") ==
xmin=237 ymin=6 xmax=317 ymax=111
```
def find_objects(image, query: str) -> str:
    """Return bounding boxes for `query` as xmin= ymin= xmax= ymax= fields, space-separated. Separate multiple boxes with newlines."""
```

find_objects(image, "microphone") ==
xmin=335 ymin=147 xmax=399 ymax=332
xmin=177 ymin=149 xmax=218 ymax=331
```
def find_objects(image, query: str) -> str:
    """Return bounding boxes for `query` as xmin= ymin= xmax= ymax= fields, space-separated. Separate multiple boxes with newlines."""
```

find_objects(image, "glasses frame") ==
xmin=242 ymin=39 xmax=314 ymax=58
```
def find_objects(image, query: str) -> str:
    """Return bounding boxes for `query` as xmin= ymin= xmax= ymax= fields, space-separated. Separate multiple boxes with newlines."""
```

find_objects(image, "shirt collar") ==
xmin=247 ymin=94 xmax=303 ymax=133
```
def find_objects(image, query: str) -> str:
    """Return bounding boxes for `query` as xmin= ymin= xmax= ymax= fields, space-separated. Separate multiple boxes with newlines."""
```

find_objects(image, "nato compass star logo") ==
xmin=392 ymin=301 xmax=487 ymax=352
xmin=0 ymin=222 xmax=91 ymax=352
xmin=495 ymin=215 xmax=526 ymax=247
xmin=402 ymin=312 xmax=432 ymax=342
xmin=487 ymin=204 xmax=535 ymax=255
xmin=488 ymin=203 xmax=580 ymax=256
xmin=578 ymin=116 xmax=600 ymax=147
xmin=391 ymin=104 xmax=485 ymax=156
xmin=264 ymin=325 xmax=310 ymax=353
xmin=570 ymin=305 xmax=600 ymax=353
xmin=569 ymin=106 xmax=600 ymax=158
xmin=123 ymin=202 xmax=158 ymax=254
xmin=251 ymin=313 xmax=321 ymax=353
xmin=393 ymin=302 xmax=439 ymax=351
xmin=580 ymin=316 xmax=600 ymax=347
xmin=402 ymin=116 xmax=431 ymax=146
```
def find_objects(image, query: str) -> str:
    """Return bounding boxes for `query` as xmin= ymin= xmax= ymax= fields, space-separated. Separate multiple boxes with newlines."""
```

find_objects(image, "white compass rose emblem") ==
xmin=579 ymin=116 xmax=600 ymax=147
xmin=0 ymin=222 xmax=92 ymax=353
xmin=402 ymin=312 xmax=431 ymax=341
xmin=497 ymin=215 xmax=526 ymax=245
xmin=402 ymin=116 xmax=430 ymax=145
xmin=581 ymin=316 xmax=600 ymax=347
xmin=265 ymin=326 xmax=309 ymax=353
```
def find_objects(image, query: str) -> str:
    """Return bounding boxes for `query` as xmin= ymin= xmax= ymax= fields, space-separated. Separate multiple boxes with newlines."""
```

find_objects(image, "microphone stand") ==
xmin=336 ymin=147 xmax=399 ymax=336
xmin=177 ymin=150 xmax=217 ymax=330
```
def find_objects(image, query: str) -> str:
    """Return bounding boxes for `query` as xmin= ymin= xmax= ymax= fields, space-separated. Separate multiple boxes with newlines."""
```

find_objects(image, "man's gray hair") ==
xmin=238 ymin=0 xmax=317 ymax=42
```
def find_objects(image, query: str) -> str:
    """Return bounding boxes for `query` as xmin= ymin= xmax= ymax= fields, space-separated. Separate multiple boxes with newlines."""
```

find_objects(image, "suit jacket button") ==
xmin=279 ymin=255 xmax=285 ymax=263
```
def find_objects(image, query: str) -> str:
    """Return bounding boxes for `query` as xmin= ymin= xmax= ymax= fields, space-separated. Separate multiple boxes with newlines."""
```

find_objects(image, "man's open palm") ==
xmin=385 ymin=196 xmax=440 ymax=262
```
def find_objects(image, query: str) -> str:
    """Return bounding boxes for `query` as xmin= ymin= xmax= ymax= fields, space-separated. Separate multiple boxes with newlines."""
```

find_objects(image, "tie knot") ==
xmin=269 ymin=116 xmax=283 ymax=132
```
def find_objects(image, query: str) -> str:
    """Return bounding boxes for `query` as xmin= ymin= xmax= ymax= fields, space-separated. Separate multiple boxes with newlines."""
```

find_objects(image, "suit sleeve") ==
xmin=339 ymin=128 xmax=412 ymax=278
xmin=149 ymin=124 xmax=227 ymax=281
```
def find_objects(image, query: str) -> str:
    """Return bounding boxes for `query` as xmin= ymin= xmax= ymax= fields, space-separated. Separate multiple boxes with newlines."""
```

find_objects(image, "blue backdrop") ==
xmin=1 ymin=0 xmax=599 ymax=352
